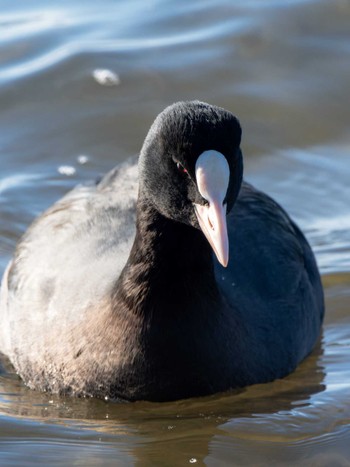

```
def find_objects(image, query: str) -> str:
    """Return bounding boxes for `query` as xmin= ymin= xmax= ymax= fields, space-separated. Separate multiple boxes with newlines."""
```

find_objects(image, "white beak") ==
xmin=194 ymin=150 xmax=230 ymax=267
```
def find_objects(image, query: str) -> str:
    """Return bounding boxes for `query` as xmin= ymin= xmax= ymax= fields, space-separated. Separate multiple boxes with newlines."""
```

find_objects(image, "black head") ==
xmin=138 ymin=101 xmax=243 ymax=265
xmin=139 ymin=101 xmax=243 ymax=223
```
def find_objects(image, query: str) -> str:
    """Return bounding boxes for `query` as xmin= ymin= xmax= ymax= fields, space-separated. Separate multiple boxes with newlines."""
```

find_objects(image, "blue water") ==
xmin=0 ymin=0 xmax=350 ymax=464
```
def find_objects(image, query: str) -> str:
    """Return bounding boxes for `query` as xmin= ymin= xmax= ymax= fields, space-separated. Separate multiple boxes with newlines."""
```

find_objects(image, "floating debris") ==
xmin=93 ymin=69 xmax=120 ymax=86
xmin=77 ymin=154 xmax=89 ymax=165
xmin=58 ymin=165 xmax=76 ymax=176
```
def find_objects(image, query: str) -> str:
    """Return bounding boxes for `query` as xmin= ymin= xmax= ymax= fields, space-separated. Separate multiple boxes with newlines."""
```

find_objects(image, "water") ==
xmin=0 ymin=0 xmax=350 ymax=464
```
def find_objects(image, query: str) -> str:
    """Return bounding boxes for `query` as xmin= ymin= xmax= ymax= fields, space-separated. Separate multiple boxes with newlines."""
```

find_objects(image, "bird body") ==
xmin=0 ymin=102 xmax=324 ymax=401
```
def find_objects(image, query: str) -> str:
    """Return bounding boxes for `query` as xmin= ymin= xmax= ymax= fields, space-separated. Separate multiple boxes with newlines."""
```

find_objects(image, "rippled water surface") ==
xmin=1 ymin=0 xmax=350 ymax=465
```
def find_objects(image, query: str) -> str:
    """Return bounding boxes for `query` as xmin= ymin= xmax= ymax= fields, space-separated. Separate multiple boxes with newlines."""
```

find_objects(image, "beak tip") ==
xmin=219 ymin=256 xmax=229 ymax=268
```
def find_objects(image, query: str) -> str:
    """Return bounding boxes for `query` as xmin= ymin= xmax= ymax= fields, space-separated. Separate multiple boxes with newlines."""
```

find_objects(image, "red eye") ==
xmin=176 ymin=162 xmax=188 ymax=174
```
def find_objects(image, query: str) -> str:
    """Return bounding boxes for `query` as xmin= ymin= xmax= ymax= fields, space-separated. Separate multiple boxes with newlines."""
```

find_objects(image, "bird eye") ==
xmin=176 ymin=161 xmax=188 ymax=174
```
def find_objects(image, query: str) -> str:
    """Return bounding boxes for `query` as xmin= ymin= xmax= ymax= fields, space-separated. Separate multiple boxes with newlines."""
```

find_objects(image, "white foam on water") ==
xmin=92 ymin=69 xmax=120 ymax=86
xmin=57 ymin=165 xmax=76 ymax=176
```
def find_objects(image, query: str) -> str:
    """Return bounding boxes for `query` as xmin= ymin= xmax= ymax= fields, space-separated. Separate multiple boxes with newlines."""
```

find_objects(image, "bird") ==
xmin=0 ymin=101 xmax=324 ymax=402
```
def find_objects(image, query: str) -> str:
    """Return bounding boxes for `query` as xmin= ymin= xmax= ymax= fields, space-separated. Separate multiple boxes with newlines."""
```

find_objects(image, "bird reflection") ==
xmin=0 ymin=339 xmax=325 ymax=466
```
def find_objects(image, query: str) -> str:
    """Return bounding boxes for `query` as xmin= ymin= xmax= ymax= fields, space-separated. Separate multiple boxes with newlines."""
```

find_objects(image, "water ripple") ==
xmin=0 ymin=10 xmax=76 ymax=43
xmin=0 ymin=6 xmax=251 ymax=83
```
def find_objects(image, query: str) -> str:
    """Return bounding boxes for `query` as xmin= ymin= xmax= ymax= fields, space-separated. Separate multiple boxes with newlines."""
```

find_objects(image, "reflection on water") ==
xmin=0 ymin=337 xmax=328 ymax=465
xmin=0 ymin=0 xmax=350 ymax=465
xmin=1 ymin=289 xmax=349 ymax=466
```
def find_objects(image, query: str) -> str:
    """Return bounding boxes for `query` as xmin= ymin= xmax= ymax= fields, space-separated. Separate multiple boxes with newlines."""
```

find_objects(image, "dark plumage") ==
xmin=0 ymin=101 xmax=324 ymax=401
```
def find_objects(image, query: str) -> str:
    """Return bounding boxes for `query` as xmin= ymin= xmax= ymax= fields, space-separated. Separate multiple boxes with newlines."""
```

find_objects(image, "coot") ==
xmin=0 ymin=101 xmax=324 ymax=401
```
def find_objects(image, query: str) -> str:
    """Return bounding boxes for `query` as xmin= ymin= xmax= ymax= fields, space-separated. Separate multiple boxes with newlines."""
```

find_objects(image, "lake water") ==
xmin=0 ymin=0 xmax=350 ymax=465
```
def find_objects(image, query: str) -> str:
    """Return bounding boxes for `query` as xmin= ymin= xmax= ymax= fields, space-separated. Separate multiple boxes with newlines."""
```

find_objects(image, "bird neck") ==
xmin=113 ymin=196 xmax=221 ymax=317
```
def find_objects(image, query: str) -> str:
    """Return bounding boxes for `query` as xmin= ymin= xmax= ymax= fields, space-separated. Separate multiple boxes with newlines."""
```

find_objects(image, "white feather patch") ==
xmin=195 ymin=150 xmax=229 ymax=203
